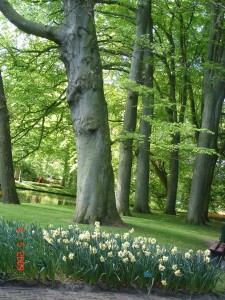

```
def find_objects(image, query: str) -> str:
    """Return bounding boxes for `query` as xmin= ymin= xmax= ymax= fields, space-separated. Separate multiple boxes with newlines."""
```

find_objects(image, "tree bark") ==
xmin=165 ymin=133 xmax=180 ymax=215
xmin=202 ymin=154 xmax=218 ymax=221
xmin=0 ymin=0 xmax=122 ymax=225
xmin=164 ymin=67 xmax=178 ymax=215
xmin=61 ymin=149 xmax=70 ymax=187
xmin=116 ymin=0 xmax=151 ymax=216
xmin=187 ymin=1 xmax=225 ymax=225
xmin=150 ymin=159 xmax=168 ymax=192
xmin=134 ymin=5 xmax=153 ymax=214
xmin=0 ymin=70 xmax=20 ymax=204
xmin=158 ymin=25 xmax=178 ymax=215
xmin=164 ymin=8 xmax=188 ymax=215
xmin=59 ymin=0 xmax=122 ymax=225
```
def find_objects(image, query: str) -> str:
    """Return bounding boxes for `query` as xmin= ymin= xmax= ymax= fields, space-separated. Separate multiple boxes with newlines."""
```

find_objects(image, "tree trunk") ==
xmin=61 ymin=149 xmax=70 ymax=187
xmin=187 ymin=125 xmax=224 ymax=225
xmin=59 ymin=0 xmax=122 ymax=225
xmin=0 ymin=70 xmax=20 ymax=204
xmin=150 ymin=159 xmax=168 ymax=192
xmin=164 ymin=69 xmax=178 ymax=214
xmin=158 ymin=25 xmax=178 ymax=215
xmin=187 ymin=155 xmax=215 ymax=225
xmin=165 ymin=8 xmax=188 ymax=215
xmin=187 ymin=1 xmax=225 ymax=225
xmin=202 ymin=155 xmax=218 ymax=221
xmin=14 ymin=168 xmax=21 ymax=181
xmin=134 ymin=114 xmax=152 ymax=213
xmin=164 ymin=133 xmax=180 ymax=215
xmin=116 ymin=1 xmax=151 ymax=216
xmin=134 ymin=5 xmax=153 ymax=214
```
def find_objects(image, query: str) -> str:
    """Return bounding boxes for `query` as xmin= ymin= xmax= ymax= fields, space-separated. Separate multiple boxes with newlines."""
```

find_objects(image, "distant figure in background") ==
xmin=34 ymin=196 xmax=40 ymax=203
xmin=38 ymin=176 xmax=44 ymax=183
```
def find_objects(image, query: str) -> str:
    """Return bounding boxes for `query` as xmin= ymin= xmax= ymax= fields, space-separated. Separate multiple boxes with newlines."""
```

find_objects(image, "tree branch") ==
xmin=95 ymin=0 xmax=136 ymax=12
xmin=95 ymin=9 xmax=135 ymax=22
xmin=103 ymin=63 xmax=130 ymax=73
xmin=0 ymin=0 xmax=62 ymax=44
xmin=99 ymin=47 xmax=130 ymax=57
xmin=11 ymin=45 xmax=59 ymax=55
xmin=12 ymin=96 xmax=65 ymax=144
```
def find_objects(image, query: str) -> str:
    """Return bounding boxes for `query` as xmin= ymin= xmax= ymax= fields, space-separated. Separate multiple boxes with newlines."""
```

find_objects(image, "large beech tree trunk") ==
xmin=116 ymin=0 xmax=151 ymax=216
xmin=134 ymin=6 xmax=153 ymax=214
xmin=0 ymin=70 xmax=20 ymax=204
xmin=60 ymin=1 xmax=121 ymax=225
xmin=0 ymin=0 xmax=122 ymax=225
xmin=187 ymin=1 xmax=225 ymax=225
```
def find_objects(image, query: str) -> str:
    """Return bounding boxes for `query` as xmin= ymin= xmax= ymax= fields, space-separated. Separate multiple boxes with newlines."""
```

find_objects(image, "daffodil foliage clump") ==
xmin=0 ymin=218 xmax=222 ymax=294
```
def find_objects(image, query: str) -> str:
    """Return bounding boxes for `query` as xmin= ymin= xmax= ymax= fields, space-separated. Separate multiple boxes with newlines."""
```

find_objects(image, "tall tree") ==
xmin=153 ymin=0 xmax=202 ymax=215
xmin=0 ymin=0 xmax=122 ymax=225
xmin=187 ymin=0 xmax=225 ymax=225
xmin=154 ymin=9 xmax=179 ymax=215
xmin=0 ymin=70 xmax=20 ymax=204
xmin=134 ymin=2 xmax=154 ymax=214
xmin=164 ymin=1 xmax=189 ymax=215
xmin=116 ymin=0 xmax=151 ymax=216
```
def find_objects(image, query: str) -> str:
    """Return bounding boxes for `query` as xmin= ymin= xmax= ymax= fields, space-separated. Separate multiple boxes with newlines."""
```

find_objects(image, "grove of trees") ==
xmin=0 ymin=0 xmax=224 ymax=226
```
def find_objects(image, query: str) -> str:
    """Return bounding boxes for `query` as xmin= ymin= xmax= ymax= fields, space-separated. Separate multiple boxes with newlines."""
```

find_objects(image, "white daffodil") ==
xmin=161 ymin=280 xmax=167 ymax=286
xmin=68 ymin=253 xmax=74 ymax=260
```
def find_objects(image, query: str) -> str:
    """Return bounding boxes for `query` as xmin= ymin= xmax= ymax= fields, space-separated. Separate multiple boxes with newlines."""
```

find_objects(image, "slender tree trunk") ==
xmin=188 ymin=80 xmax=199 ymax=142
xmin=134 ymin=5 xmax=153 ymax=214
xmin=202 ymin=154 xmax=218 ymax=221
xmin=59 ymin=1 xmax=122 ymax=225
xmin=165 ymin=9 xmax=188 ymax=215
xmin=164 ymin=79 xmax=178 ymax=214
xmin=134 ymin=95 xmax=152 ymax=213
xmin=14 ymin=168 xmax=21 ymax=181
xmin=116 ymin=0 xmax=151 ymax=216
xmin=165 ymin=72 xmax=187 ymax=215
xmin=61 ymin=149 xmax=69 ymax=187
xmin=187 ymin=1 xmax=225 ymax=225
xmin=160 ymin=28 xmax=178 ymax=215
xmin=0 ymin=70 xmax=20 ymax=204
xmin=150 ymin=159 xmax=168 ymax=192
xmin=165 ymin=134 xmax=180 ymax=214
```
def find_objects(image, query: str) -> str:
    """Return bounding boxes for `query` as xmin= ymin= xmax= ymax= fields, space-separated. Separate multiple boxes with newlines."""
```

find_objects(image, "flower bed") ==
xmin=0 ymin=218 xmax=222 ymax=294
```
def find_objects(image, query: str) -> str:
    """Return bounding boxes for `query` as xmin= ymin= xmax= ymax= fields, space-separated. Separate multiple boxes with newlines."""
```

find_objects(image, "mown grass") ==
xmin=0 ymin=203 xmax=223 ymax=250
xmin=0 ymin=203 xmax=74 ymax=227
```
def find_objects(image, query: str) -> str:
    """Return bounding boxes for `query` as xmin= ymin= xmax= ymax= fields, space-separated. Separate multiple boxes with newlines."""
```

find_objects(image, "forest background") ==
xmin=0 ymin=0 xmax=224 ymax=226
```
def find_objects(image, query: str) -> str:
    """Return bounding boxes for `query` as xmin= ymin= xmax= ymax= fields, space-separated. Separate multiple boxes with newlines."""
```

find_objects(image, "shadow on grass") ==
xmin=122 ymin=213 xmax=221 ymax=250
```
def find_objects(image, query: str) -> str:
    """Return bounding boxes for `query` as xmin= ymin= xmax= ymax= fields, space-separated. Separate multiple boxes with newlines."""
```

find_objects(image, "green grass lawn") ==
xmin=0 ymin=203 xmax=223 ymax=251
